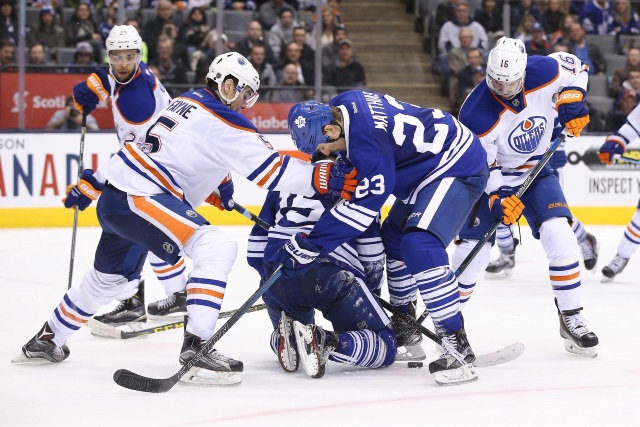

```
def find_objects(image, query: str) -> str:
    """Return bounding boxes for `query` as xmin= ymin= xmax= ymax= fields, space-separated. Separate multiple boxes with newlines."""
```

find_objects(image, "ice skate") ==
xmin=484 ymin=238 xmax=518 ymax=279
xmin=579 ymin=233 xmax=599 ymax=271
xmin=428 ymin=328 xmax=477 ymax=386
xmin=558 ymin=305 xmax=599 ymax=358
xmin=147 ymin=290 xmax=187 ymax=320
xmin=391 ymin=303 xmax=426 ymax=362
xmin=12 ymin=322 xmax=70 ymax=364
xmin=277 ymin=311 xmax=299 ymax=372
xmin=292 ymin=321 xmax=339 ymax=379
xmin=88 ymin=281 xmax=146 ymax=337
xmin=601 ymin=254 xmax=629 ymax=283
xmin=179 ymin=330 xmax=243 ymax=386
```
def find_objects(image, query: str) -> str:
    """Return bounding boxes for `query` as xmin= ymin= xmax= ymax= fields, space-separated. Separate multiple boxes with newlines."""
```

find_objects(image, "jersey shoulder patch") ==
xmin=524 ymin=56 xmax=559 ymax=93
xmin=180 ymin=88 xmax=259 ymax=133
xmin=459 ymin=82 xmax=504 ymax=137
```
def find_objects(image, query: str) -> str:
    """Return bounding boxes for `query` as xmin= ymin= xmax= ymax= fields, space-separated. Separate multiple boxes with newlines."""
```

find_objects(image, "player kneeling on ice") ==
xmin=247 ymin=152 xmax=392 ymax=379
xmin=278 ymin=92 xmax=489 ymax=386
xmin=452 ymin=37 xmax=599 ymax=358
xmin=12 ymin=52 xmax=359 ymax=387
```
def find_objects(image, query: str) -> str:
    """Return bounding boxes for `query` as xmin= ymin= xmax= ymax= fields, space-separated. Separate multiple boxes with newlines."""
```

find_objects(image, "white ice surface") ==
xmin=1 ymin=225 xmax=639 ymax=426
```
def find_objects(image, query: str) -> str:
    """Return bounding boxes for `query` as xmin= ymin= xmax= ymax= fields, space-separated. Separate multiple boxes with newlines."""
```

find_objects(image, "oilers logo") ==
xmin=508 ymin=116 xmax=547 ymax=154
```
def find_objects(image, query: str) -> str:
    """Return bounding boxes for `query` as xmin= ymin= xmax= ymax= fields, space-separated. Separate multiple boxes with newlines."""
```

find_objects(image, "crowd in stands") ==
xmin=427 ymin=0 xmax=640 ymax=131
xmin=0 ymin=0 xmax=367 ymax=104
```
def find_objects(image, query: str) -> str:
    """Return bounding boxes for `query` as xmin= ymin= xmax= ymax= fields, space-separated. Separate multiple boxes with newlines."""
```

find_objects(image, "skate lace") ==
xmin=440 ymin=334 xmax=466 ymax=365
xmin=610 ymin=255 xmax=628 ymax=272
xmin=157 ymin=294 xmax=176 ymax=310
xmin=564 ymin=313 xmax=590 ymax=336
xmin=104 ymin=301 xmax=126 ymax=315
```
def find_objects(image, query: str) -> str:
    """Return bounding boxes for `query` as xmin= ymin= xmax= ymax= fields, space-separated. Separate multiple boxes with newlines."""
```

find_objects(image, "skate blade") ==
xmin=396 ymin=344 xmax=427 ymax=362
xmin=11 ymin=352 xmax=57 ymax=365
xmin=434 ymin=364 xmax=478 ymax=386
xmin=147 ymin=313 xmax=186 ymax=321
xmin=179 ymin=367 xmax=242 ymax=387
xmin=293 ymin=321 xmax=323 ymax=378
xmin=483 ymin=269 xmax=513 ymax=280
xmin=564 ymin=340 xmax=598 ymax=358
xmin=600 ymin=275 xmax=615 ymax=283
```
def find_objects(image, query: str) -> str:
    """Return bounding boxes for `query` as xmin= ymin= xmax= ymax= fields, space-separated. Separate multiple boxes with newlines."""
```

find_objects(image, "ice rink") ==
xmin=1 ymin=225 xmax=639 ymax=426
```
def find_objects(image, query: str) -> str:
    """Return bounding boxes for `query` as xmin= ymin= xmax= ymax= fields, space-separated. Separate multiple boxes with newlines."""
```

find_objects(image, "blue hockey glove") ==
xmin=312 ymin=160 xmax=358 ymax=201
xmin=63 ymin=169 xmax=104 ymax=211
xmin=205 ymin=176 xmax=235 ymax=211
xmin=598 ymin=136 xmax=626 ymax=165
xmin=72 ymin=68 xmax=111 ymax=115
xmin=549 ymin=149 xmax=568 ymax=171
xmin=489 ymin=186 xmax=524 ymax=225
xmin=274 ymin=233 xmax=323 ymax=278
xmin=556 ymin=87 xmax=590 ymax=137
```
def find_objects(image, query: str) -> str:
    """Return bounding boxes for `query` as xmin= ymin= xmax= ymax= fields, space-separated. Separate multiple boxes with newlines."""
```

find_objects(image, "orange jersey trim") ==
xmin=132 ymin=196 xmax=196 ymax=246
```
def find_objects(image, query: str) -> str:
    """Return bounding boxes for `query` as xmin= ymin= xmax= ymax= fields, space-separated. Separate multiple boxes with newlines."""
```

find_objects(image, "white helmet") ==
xmin=207 ymin=52 xmax=260 ymax=108
xmin=106 ymin=25 xmax=142 ymax=84
xmin=486 ymin=37 xmax=527 ymax=99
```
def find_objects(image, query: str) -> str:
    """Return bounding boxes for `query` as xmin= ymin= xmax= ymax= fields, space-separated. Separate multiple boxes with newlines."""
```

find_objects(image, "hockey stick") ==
xmin=67 ymin=110 xmax=88 ymax=290
xmin=612 ymin=154 xmax=640 ymax=165
xmin=88 ymin=303 xmax=267 ymax=339
xmin=414 ymin=132 xmax=569 ymax=325
xmin=232 ymin=202 xmax=272 ymax=231
xmin=378 ymin=297 xmax=524 ymax=368
xmin=113 ymin=265 xmax=282 ymax=393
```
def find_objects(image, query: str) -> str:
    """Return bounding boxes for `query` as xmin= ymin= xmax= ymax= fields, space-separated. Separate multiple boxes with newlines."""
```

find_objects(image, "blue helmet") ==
xmin=287 ymin=101 xmax=334 ymax=154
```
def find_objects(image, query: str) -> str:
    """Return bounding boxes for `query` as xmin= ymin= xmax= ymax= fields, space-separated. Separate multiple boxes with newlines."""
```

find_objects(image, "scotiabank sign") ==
xmin=0 ymin=73 xmax=113 ymax=129
xmin=0 ymin=73 xmax=293 ymax=132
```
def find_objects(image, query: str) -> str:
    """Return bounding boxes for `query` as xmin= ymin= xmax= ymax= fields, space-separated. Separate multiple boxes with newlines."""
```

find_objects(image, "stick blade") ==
xmin=475 ymin=342 xmax=525 ymax=368
xmin=113 ymin=369 xmax=178 ymax=393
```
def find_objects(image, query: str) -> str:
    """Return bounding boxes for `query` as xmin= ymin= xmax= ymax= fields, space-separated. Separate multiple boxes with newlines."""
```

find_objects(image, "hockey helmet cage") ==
xmin=288 ymin=101 xmax=334 ymax=155
xmin=207 ymin=52 xmax=260 ymax=108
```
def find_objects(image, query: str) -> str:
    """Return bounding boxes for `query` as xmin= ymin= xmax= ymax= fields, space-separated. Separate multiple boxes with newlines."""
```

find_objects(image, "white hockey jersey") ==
xmin=459 ymin=52 xmax=589 ymax=193
xmin=100 ymin=88 xmax=317 ymax=208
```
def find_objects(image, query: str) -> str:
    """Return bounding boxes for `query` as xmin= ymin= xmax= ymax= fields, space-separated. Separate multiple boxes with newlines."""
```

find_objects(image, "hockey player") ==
xmin=276 ymin=96 xmax=490 ymax=386
xmin=13 ymin=52 xmax=358 ymax=387
xmin=485 ymin=121 xmax=599 ymax=279
xmin=597 ymin=102 xmax=640 ymax=282
xmin=247 ymin=152 xmax=393 ymax=379
xmin=71 ymin=25 xmax=189 ymax=328
xmin=452 ymin=37 xmax=599 ymax=357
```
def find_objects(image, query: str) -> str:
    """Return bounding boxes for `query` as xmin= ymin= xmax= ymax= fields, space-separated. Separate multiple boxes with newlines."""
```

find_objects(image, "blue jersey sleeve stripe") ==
xmin=266 ymin=155 xmax=290 ymax=190
xmin=247 ymin=152 xmax=279 ymax=181
xmin=116 ymin=151 xmax=172 ymax=195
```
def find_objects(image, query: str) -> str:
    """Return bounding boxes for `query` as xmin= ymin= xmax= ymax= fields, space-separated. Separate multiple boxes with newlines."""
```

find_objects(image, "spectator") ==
xmin=0 ymin=0 xmax=17 ymax=44
xmin=125 ymin=18 xmax=148 ymax=63
xmin=543 ymin=0 xmax=568 ymax=34
xmin=550 ymin=13 xmax=578 ymax=44
xmin=248 ymin=43 xmax=277 ymax=99
xmin=67 ymin=41 xmax=97 ymax=74
xmin=64 ymin=3 xmax=101 ymax=49
xmin=321 ymin=25 xmax=347 ymax=69
xmin=323 ymin=38 xmax=366 ymax=93
xmin=150 ymin=35 xmax=188 ymax=97
xmin=610 ymin=47 xmax=640 ymax=96
xmin=276 ymin=41 xmax=314 ymax=85
xmin=46 ymin=95 xmax=99 ymax=131
xmin=436 ymin=0 xmax=461 ymax=30
xmin=193 ymin=30 xmax=230 ymax=84
xmin=27 ymin=8 xmax=65 ymax=62
xmin=258 ymin=0 xmax=298 ymax=30
xmin=225 ymin=0 xmax=256 ymax=10
xmin=515 ymin=14 xmax=538 ymax=41
xmin=580 ymin=0 xmax=614 ymax=34
xmin=474 ymin=0 xmax=503 ymax=36
xmin=567 ymin=22 xmax=607 ymax=74
xmin=438 ymin=2 xmax=488 ymax=55
xmin=604 ymin=88 xmax=639 ymax=130
xmin=268 ymin=6 xmax=298 ymax=59
xmin=268 ymin=62 xmax=312 ymax=103
xmin=525 ymin=22 xmax=552 ymax=55
xmin=448 ymin=27 xmax=475 ymax=104
xmin=144 ymin=0 xmax=179 ymax=63
xmin=27 ymin=43 xmax=56 ymax=72
xmin=98 ymin=1 xmax=119 ymax=42
xmin=510 ymin=0 xmax=544 ymax=36
xmin=0 ymin=38 xmax=14 ymax=71
xmin=607 ymin=0 xmax=640 ymax=35
xmin=235 ymin=20 xmax=277 ymax=65
xmin=311 ymin=6 xmax=339 ymax=49
xmin=182 ymin=6 xmax=210 ymax=56
xmin=455 ymin=47 xmax=485 ymax=112
xmin=620 ymin=67 xmax=640 ymax=93
xmin=292 ymin=25 xmax=315 ymax=65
